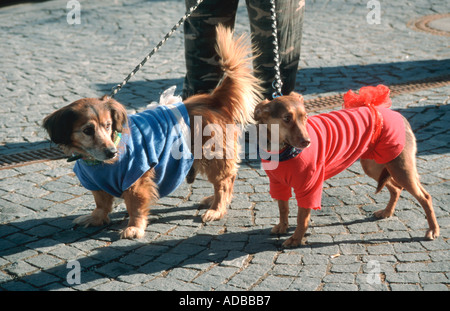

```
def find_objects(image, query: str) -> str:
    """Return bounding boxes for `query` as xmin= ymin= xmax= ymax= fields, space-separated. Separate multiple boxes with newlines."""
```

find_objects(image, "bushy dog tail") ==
xmin=212 ymin=24 xmax=263 ymax=125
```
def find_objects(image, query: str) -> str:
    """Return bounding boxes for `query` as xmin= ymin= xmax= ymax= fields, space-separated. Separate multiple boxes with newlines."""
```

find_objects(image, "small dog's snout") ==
xmin=104 ymin=147 xmax=118 ymax=159
xmin=298 ymin=138 xmax=311 ymax=149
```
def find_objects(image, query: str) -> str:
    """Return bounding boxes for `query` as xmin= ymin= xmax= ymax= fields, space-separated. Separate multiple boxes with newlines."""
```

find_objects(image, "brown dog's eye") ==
xmin=83 ymin=126 xmax=95 ymax=136
xmin=283 ymin=115 xmax=292 ymax=123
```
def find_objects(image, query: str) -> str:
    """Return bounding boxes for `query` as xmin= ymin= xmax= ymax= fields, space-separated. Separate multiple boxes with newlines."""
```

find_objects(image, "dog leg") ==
xmin=202 ymin=174 xmax=235 ymax=222
xmin=385 ymin=123 xmax=439 ymax=240
xmin=386 ymin=157 xmax=439 ymax=240
xmin=374 ymin=181 xmax=402 ymax=219
xmin=283 ymin=207 xmax=311 ymax=248
xmin=120 ymin=170 xmax=158 ymax=239
xmin=200 ymin=156 xmax=237 ymax=222
xmin=360 ymin=159 xmax=403 ymax=219
xmin=271 ymin=200 xmax=289 ymax=234
xmin=73 ymin=190 xmax=114 ymax=227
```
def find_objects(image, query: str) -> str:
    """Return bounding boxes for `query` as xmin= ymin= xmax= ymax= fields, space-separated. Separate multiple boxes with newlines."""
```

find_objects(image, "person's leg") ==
xmin=247 ymin=0 xmax=305 ymax=99
xmin=182 ymin=0 xmax=240 ymax=99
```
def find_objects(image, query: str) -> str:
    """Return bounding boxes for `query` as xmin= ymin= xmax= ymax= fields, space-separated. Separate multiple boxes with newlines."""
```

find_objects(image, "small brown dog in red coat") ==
xmin=255 ymin=85 xmax=439 ymax=248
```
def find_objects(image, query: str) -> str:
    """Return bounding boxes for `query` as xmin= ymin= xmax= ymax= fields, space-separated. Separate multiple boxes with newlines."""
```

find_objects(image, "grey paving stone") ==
xmin=322 ymin=283 xmax=358 ymax=291
xmin=48 ymin=245 xmax=86 ymax=261
xmin=419 ymin=272 xmax=449 ymax=284
xmin=25 ymin=254 xmax=63 ymax=269
xmin=227 ymin=264 xmax=272 ymax=289
xmin=390 ymin=283 xmax=422 ymax=291
xmin=4 ymin=261 xmax=38 ymax=277
xmin=276 ymin=252 xmax=302 ymax=265
xmin=367 ymin=244 xmax=396 ymax=255
xmin=395 ymin=253 xmax=430 ymax=262
xmin=21 ymin=271 xmax=61 ymax=288
xmin=92 ymin=279 xmax=136 ymax=291
xmin=330 ymin=263 xmax=361 ymax=273
xmin=422 ymin=284 xmax=448 ymax=291
xmin=0 ymin=281 xmax=37 ymax=291
xmin=289 ymin=277 xmax=322 ymax=291
xmin=253 ymin=275 xmax=294 ymax=291
xmin=323 ymin=273 xmax=355 ymax=284
xmin=385 ymin=272 xmax=420 ymax=284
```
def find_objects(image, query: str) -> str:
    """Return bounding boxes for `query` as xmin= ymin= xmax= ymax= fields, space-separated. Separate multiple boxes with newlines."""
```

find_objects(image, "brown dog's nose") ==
xmin=298 ymin=138 xmax=311 ymax=149
xmin=104 ymin=147 xmax=118 ymax=159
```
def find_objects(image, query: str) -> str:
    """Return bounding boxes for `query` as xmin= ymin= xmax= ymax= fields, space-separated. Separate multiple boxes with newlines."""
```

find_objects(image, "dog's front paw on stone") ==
xmin=282 ymin=236 xmax=303 ymax=248
xmin=373 ymin=209 xmax=393 ymax=219
xmin=120 ymin=226 xmax=145 ymax=239
xmin=73 ymin=214 xmax=109 ymax=227
xmin=271 ymin=223 xmax=288 ymax=235
xmin=202 ymin=209 xmax=225 ymax=222
xmin=425 ymin=228 xmax=440 ymax=241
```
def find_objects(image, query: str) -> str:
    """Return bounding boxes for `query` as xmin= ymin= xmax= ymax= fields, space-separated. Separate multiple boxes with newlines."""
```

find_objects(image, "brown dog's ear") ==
xmin=254 ymin=99 xmax=271 ymax=122
xmin=42 ymin=106 xmax=78 ymax=146
xmin=102 ymin=96 xmax=128 ymax=133
xmin=288 ymin=92 xmax=304 ymax=104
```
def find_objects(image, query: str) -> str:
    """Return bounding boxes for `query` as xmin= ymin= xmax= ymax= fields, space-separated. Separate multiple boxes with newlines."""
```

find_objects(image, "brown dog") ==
xmin=254 ymin=91 xmax=439 ymax=248
xmin=43 ymin=25 xmax=262 ymax=239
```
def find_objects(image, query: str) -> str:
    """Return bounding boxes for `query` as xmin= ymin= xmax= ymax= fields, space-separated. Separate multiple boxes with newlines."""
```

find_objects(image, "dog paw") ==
xmin=120 ymin=226 xmax=145 ymax=239
xmin=373 ymin=209 xmax=393 ymax=219
xmin=425 ymin=228 xmax=440 ymax=241
xmin=202 ymin=209 xmax=225 ymax=222
xmin=271 ymin=223 xmax=288 ymax=234
xmin=282 ymin=236 xmax=303 ymax=248
xmin=73 ymin=214 xmax=109 ymax=227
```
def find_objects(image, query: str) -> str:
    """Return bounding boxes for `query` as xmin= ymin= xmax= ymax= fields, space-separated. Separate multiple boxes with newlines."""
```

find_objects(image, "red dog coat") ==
xmin=261 ymin=85 xmax=405 ymax=210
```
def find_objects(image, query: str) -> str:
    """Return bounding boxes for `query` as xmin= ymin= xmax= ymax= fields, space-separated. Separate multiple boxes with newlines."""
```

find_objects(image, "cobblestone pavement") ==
xmin=1 ymin=0 xmax=449 ymax=291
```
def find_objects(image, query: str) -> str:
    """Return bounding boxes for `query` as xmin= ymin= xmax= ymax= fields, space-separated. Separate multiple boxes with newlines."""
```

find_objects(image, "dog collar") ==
xmin=260 ymin=145 xmax=302 ymax=162
xmin=67 ymin=154 xmax=83 ymax=162
xmin=67 ymin=131 xmax=122 ymax=165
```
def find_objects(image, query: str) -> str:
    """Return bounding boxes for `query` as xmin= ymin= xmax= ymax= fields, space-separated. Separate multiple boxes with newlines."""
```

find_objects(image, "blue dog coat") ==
xmin=73 ymin=102 xmax=193 ymax=198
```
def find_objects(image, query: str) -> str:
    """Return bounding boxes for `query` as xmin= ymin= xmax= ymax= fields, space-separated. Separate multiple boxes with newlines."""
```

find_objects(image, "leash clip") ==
xmin=272 ymin=81 xmax=283 ymax=99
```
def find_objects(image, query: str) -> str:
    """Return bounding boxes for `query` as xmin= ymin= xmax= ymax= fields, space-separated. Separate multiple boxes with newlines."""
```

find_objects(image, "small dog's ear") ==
xmin=102 ymin=96 xmax=128 ymax=133
xmin=288 ymin=92 xmax=304 ymax=104
xmin=42 ymin=106 xmax=78 ymax=146
xmin=254 ymin=99 xmax=271 ymax=122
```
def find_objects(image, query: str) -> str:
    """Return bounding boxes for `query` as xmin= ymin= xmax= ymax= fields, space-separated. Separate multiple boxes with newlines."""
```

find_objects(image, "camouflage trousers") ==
xmin=182 ymin=0 xmax=305 ymax=100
